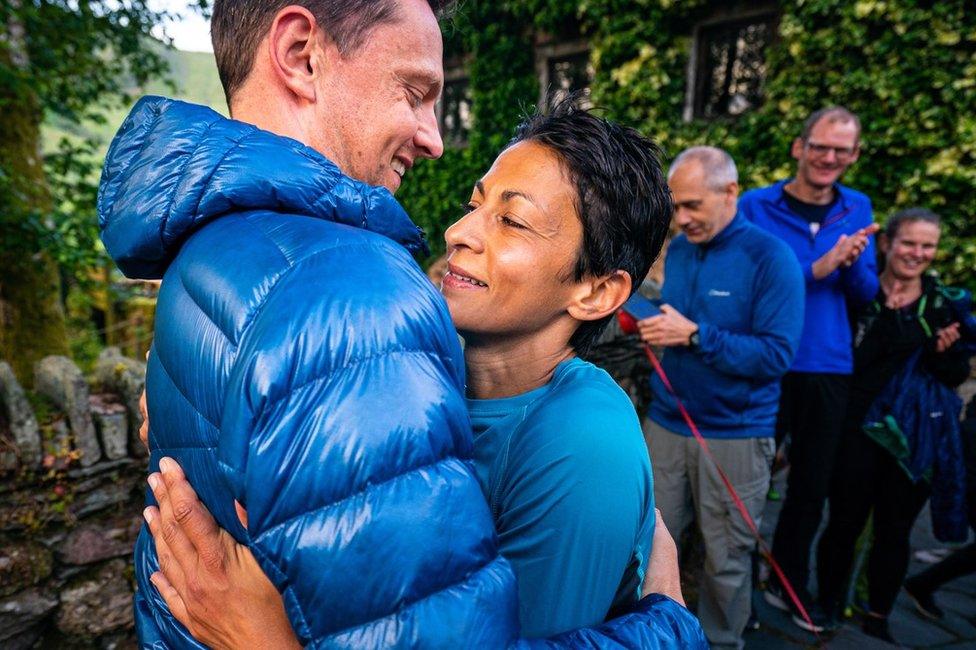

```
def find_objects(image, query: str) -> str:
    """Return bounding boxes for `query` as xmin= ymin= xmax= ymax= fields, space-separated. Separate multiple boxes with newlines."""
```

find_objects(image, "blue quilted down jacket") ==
xmin=99 ymin=97 xmax=706 ymax=649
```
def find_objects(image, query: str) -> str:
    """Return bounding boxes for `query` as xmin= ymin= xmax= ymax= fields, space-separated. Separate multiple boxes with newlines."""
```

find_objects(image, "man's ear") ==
xmin=268 ymin=6 xmax=319 ymax=103
xmin=725 ymin=181 xmax=740 ymax=209
xmin=790 ymin=137 xmax=804 ymax=161
xmin=566 ymin=270 xmax=633 ymax=324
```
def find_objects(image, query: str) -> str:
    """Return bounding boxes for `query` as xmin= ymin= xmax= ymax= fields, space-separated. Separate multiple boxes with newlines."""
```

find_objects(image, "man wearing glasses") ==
xmin=738 ymin=106 xmax=879 ymax=632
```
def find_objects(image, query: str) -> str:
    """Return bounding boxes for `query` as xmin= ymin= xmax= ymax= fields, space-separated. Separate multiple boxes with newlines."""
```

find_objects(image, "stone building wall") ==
xmin=1 ymin=349 xmax=147 ymax=649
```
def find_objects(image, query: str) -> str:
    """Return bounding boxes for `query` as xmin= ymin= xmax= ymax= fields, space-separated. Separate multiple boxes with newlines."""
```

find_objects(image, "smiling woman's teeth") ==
xmin=392 ymin=160 xmax=406 ymax=177
xmin=448 ymin=271 xmax=487 ymax=287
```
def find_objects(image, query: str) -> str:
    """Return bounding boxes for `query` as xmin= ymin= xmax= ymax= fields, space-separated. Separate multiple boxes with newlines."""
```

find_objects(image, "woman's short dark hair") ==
xmin=509 ymin=95 xmax=673 ymax=353
xmin=211 ymin=0 xmax=454 ymax=105
xmin=885 ymin=207 xmax=941 ymax=240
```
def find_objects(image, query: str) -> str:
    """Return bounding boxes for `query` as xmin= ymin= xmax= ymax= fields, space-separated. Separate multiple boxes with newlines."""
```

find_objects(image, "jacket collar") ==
xmin=99 ymin=96 xmax=427 ymax=279
xmin=695 ymin=212 xmax=746 ymax=251
xmin=773 ymin=178 xmax=854 ymax=230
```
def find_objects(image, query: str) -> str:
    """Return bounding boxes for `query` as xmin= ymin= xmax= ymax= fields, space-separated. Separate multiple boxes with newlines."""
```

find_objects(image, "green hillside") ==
xmin=43 ymin=45 xmax=225 ymax=156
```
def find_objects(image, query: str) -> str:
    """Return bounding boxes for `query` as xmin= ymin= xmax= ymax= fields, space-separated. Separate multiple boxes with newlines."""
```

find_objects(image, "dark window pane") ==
xmin=440 ymin=78 xmax=473 ymax=146
xmin=547 ymin=51 xmax=593 ymax=110
xmin=694 ymin=14 xmax=775 ymax=119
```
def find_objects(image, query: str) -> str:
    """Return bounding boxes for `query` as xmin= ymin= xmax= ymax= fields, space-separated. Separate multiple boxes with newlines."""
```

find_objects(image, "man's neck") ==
xmin=701 ymin=209 xmax=737 ymax=245
xmin=786 ymin=177 xmax=835 ymax=206
xmin=463 ymin=332 xmax=575 ymax=400
xmin=230 ymin=94 xmax=307 ymax=145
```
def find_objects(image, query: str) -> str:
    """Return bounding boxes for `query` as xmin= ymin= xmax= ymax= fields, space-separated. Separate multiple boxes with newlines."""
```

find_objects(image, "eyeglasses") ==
xmin=804 ymin=140 xmax=858 ymax=160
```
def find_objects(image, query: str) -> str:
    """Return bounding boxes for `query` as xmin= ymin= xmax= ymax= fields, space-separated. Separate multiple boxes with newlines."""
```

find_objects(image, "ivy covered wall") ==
xmin=400 ymin=0 xmax=975 ymax=289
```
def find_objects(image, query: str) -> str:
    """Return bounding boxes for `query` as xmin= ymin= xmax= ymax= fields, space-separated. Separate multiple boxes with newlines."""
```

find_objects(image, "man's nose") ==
xmin=673 ymin=207 xmax=689 ymax=226
xmin=416 ymin=105 xmax=444 ymax=160
xmin=821 ymin=148 xmax=838 ymax=164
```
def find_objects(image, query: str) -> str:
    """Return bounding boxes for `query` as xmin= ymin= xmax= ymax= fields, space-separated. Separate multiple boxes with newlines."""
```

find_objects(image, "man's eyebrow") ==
xmin=398 ymin=67 xmax=442 ymax=94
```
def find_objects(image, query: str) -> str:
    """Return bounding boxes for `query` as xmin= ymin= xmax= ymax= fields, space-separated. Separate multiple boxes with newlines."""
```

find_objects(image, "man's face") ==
xmin=668 ymin=162 xmax=737 ymax=245
xmin=791 ymin=117 xmax=860 ymax=190
xmin=309 ymin=0 xmax=444 ymax=193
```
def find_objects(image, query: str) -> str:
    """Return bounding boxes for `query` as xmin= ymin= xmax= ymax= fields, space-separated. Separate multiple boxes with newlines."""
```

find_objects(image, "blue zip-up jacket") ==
xmin=99 ymin=97 xmax=706 ymax=649
xmin=649 ymin=215 xmax=804 ymax=439
xmin=739 ymin=180 xmax=878 ymax=374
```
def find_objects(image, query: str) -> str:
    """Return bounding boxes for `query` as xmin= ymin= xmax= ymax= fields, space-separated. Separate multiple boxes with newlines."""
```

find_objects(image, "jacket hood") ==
xmin=98 ymin=96 xmax=426 ymax=279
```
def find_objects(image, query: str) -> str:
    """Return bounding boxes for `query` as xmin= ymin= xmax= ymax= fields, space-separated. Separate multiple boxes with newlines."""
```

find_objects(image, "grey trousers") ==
xmin=644 ymin=418 xmax=774 ymax=650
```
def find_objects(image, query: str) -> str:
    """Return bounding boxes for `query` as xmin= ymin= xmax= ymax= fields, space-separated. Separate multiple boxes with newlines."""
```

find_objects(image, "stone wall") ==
xmin=0 ymin=349 xmax=147 ymax=649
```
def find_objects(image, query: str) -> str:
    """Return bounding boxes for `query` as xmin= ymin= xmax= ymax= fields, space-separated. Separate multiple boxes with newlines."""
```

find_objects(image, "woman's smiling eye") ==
xmin=461 ymin=202 xmax=477 ymax=214
xmin=501 ymin=215 xmax=527 ymax=229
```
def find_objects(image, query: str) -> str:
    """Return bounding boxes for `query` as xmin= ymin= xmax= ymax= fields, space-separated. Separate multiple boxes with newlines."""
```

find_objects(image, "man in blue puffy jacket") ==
xmin=638 ymin=147 xmax=804 ymax=650
xmin=98 ymin=0 xmax=701 ymax=647
xmin=739 ymin=107 xmax=879 ymax=632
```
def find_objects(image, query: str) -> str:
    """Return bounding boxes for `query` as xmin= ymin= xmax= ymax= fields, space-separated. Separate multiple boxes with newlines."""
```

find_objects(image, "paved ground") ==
xmin=742 ymin=472 xmax=976 ymax=649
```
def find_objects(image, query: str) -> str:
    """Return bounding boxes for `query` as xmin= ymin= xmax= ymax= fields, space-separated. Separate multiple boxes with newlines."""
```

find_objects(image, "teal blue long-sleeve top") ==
xmin=467 ymin=357 xmax=655 ymax=638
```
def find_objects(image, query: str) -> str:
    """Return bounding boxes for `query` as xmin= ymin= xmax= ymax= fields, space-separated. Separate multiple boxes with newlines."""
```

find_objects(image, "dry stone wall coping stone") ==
xmin=0 ymin=362 xmax=41 ymax=469
xmin=94 ymin=347 xmax=147 ymax=458
xmin=34 ymin=356 xmax=101 ymax=467
xmin=91 ymin=395 xmax=129 ymax=460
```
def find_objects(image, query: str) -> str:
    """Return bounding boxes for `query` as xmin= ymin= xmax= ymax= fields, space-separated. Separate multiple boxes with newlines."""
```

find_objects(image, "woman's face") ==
xmin=440 ymin=140 xmax=585 ymax=343
xmin=883 ymin=220 xmax=940 ymax=281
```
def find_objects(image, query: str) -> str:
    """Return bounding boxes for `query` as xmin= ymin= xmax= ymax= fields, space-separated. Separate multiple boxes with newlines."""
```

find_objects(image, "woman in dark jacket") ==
xmin=815 ymin=208 xmax=975 ymax=643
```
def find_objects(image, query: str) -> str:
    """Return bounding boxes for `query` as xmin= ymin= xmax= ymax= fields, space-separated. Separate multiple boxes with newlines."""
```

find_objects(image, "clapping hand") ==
xmin=813 ymin=223 xmax=880 ymax=280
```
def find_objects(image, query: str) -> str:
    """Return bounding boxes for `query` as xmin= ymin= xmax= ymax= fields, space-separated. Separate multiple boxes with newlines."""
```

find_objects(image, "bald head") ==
xmin=668 ymin=146 xmax=739 ymax=244
xmin=668 ymin=146 xmax=738 ymax=192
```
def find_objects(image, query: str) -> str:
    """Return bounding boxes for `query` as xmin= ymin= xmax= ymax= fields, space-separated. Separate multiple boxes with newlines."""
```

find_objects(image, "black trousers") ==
xmin=771 ymin=372 xmax=851 ymax=597
xmin=907 ymin=542 xmax=976 ymax=595
xmin=816 ymin=424 xmax=931 ymax=615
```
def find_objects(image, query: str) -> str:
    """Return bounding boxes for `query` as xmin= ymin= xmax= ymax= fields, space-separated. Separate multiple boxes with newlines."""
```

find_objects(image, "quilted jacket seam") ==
xmin=315 ymin=555 xmax=509 ymax=646
xmin=244 ymin=456 xmax=467 ymax=647
xmin=253 ymin=455 xmax=453 ymax=541
xmin=233 ymin=236 xmax=402 ymax=345
xmin=260 ymin=347 xmax=442 ymax=413
xmin=155 ymin=346 xmax=220 ymax=431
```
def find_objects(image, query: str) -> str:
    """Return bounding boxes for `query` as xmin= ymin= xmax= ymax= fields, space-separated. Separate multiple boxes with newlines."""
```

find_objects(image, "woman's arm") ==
xmin=145 ymin=459 xmax=693 ymax=649
xmin=923 ymin=323 xmax=971 ymax=388
xmin=144 ymin=458 xmax=302 ymax=650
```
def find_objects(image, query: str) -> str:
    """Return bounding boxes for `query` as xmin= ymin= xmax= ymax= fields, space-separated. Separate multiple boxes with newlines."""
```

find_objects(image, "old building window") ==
xmin=686 ymin=9 xmax=778 ymax=120
xmin=437 ymin=66 xmax=473 ymax=147
xmin=536 ymin=40 xmax=593 ymax=111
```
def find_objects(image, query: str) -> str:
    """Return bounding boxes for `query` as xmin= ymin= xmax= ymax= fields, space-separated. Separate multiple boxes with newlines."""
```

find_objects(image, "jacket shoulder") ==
xmin=836 ymin=183 xmax=871 ymax=205
xmin=739 ymin=183 xmax=781 ymax=206
xmin=738 ymin=221 xmax=799 ymax=261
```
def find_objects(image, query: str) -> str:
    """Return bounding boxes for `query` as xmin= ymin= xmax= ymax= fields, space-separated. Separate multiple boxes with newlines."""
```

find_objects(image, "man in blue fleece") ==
xmin=738 ymin=107 xmax=879 ymax=631
xmin=639 ymin=147 xmax=804 ymax=649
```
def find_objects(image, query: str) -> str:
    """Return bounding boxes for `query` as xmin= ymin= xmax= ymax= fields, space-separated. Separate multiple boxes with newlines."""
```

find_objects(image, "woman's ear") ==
xmin=566 ymin=270 xmax=633 ymax=323
xmin=878 ymin=232 xmax=890 ymax=256
xmin=267 ymin=6 xmax=320 ymax=103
